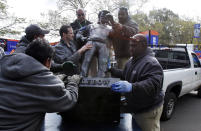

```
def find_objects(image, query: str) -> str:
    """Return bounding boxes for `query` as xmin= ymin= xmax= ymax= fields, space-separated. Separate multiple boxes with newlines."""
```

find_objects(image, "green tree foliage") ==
xmin=149 ymin=8 xmax=180 ymax=44
xmin=132 ymin=8 xmax=197 ymax=44
xmin=132 ymin=12 xmax=150 ymax=31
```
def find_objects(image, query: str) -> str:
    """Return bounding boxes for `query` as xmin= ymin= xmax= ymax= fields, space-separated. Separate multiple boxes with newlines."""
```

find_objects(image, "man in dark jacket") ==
xmin=110 ymin=34 xmax=164 ymax=131
xmin=70 ymin=9 xmax=92 ymax=49
xmin=70 ymin=9 xmax=91 ymax=36
xmin=71 ymin=9 xmax=98 ymax=76
xmin=111 ymin=7 xmax=138 ymax=69
xmin=15 ymin=24 xmax=73 ymax=74
xmin=54 ymin=25 xmax=92 ymax=73
xmin=15 ymin=24 xmax=49 ymax=53
xmin=0 ymin=38 xmax=81 ymax=131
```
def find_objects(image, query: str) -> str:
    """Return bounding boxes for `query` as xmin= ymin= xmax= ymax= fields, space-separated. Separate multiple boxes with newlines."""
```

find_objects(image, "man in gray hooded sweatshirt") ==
xmin=0 ymin=38 xmax=81 ymax=131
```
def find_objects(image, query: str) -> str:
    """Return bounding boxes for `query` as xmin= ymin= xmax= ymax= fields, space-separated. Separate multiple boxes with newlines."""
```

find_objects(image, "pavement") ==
xmin=161 ymin=92 xmax=201 ymax=131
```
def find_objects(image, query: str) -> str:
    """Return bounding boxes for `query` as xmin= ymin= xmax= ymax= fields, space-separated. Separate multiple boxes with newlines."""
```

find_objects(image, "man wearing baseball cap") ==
xmin=14 ymin=24 xmax=76 ymax=75
xmin=15 ymin=24 xmax=49 ymax=53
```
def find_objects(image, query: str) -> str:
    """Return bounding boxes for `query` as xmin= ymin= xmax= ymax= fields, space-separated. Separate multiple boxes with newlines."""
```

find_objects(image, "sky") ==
xmin=5 ymin=0 xmax=201 ymax=41
xmin=7 ymin=0 xmax=57 ymax=20
xmin=7 ymin=0 xmax=201 ymax=21
xmin=143 ymin=0 xmax=201 ymax=20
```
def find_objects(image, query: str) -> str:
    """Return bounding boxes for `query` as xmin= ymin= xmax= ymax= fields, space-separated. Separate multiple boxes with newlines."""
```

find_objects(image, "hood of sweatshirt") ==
xmin=1 ymin=53 xmax=48 ymax=80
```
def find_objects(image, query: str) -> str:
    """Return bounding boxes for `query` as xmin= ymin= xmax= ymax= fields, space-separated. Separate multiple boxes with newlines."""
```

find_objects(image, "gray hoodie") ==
xmin=0 ymin=53 xmax=78 ymax=131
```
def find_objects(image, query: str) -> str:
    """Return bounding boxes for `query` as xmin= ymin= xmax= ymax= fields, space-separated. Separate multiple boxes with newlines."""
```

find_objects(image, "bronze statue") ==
xmin=76 ymin=10 xmax=114 ymax=77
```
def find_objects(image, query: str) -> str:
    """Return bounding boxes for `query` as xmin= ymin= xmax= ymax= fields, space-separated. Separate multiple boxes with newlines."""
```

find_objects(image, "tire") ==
xmin=197 ymin=88 xmax=201 ymax=98
xmin=161 ymin=92 xmax=177 ymax=121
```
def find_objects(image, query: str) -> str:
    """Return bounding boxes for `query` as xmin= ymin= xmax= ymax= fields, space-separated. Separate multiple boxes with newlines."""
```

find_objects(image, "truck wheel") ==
xmin=197 ymin=88 xmax=201 ymax=98
xmin=161 ymin=92 xmax=177 ymax=121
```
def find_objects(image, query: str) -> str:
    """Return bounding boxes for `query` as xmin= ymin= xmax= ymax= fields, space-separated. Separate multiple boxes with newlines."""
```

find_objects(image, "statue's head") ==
xmin=98 ymin=10 xmax=110 ymax=24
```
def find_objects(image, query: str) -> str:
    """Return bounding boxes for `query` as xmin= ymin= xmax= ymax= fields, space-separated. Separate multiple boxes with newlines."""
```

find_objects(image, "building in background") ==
xmin=0 ymin=38 xmax=59 ymax=54
xmin=140 ymin=30 xmax=159 ymax=47
xmin=0 ymin=38 xmax=18 ymax=54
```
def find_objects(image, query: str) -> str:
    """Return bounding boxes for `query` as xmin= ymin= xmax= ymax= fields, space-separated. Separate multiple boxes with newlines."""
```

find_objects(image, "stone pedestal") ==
xmin=60 ymin=77 xmax=121 ymax=124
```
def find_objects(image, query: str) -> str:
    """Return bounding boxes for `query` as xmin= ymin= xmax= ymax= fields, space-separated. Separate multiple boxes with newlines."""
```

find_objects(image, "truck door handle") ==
xmin=195 ymin=71 xmax=197 ymax=75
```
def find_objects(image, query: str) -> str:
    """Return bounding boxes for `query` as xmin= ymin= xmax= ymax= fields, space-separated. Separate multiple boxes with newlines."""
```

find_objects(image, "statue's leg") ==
xmin=97 ymin=43 xmax=109 ymax=77
xmin=81 ymin=43 xmax=96 ymax=77
xmin=88 ymin=55 xmax=98 ymax=77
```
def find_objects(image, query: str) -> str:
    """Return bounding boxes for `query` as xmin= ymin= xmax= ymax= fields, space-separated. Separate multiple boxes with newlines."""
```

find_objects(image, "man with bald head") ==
xmin=110 ymin=34 xmax=164 ymax=131
xmin=70 ymin=9 xmax=91 ymax=38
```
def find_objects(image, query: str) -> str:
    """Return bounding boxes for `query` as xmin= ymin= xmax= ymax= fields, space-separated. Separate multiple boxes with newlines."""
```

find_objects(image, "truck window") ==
xmin=155 ymin=50 xmax=168 ymax=58
xmin=173 ymin=52 xmax=187 ymax=60
xmin=192 ymin=54 xmax=201 ymax=68
xmin=154 ymin=50 xmax=190 ymax=69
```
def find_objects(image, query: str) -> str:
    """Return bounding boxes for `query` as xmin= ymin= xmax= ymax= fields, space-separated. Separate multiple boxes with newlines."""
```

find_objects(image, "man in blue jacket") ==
xmin=110 ymin=34 xmax=164 ymax=131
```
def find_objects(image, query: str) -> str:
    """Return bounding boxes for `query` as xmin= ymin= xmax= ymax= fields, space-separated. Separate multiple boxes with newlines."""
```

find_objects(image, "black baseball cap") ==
xmin=25 ymin=24 xmax=50 ymax=36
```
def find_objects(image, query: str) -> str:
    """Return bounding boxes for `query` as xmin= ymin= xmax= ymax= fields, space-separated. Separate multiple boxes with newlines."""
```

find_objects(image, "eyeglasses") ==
xmin=77 ymin=14 xmax=85 ymax=17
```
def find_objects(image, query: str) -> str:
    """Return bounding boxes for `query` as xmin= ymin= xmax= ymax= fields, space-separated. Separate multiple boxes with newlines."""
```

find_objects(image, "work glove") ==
xmin=57 ymin=74 xmax=69 ymax=85
xmin=67 ymin=74 xmax=82 ymax=85
xmin=111 ymin=81 xmax=132 ymax=93
xmin=62 ymin=61 xmax=77 ymax=75
xmin=62 ymin=61 xmax=77 ymax=71
xmin=57 ymin=74 xmax=67 ymax=81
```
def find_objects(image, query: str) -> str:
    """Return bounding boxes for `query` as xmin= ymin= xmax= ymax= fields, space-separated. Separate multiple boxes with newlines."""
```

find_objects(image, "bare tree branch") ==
xmin=0 ymin=0 xmax=26 ymax=36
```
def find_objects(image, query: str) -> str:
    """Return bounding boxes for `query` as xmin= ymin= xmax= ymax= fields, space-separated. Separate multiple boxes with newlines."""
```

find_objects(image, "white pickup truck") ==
xmin=153 ymin=45 xmax=201 ymax=121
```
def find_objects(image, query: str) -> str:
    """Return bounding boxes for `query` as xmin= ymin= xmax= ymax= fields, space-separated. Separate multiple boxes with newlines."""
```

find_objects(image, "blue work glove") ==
xmin=111 ymin=81 xmax=132 ymax=93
